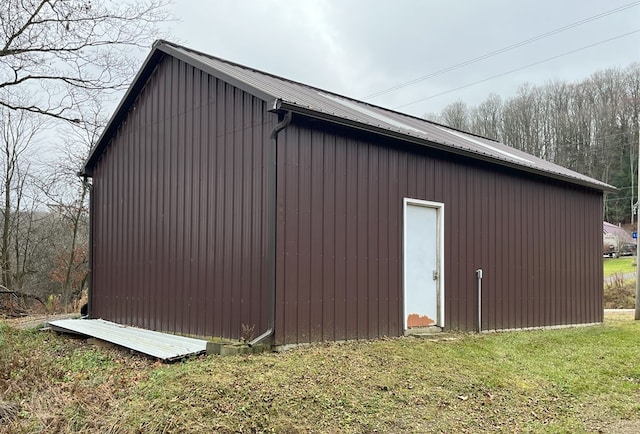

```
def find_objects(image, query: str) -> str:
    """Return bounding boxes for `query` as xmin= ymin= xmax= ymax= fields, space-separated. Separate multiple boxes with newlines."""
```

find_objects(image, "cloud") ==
xmin=166 ymin=0 xmax=640 ymax=116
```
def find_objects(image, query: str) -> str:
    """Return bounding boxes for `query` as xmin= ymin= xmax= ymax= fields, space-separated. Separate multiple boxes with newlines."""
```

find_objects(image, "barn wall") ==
xmin=91 ymin=55 xmax=274 ymax=339
xmin=275 ymin=118 xmax=603 ymax=345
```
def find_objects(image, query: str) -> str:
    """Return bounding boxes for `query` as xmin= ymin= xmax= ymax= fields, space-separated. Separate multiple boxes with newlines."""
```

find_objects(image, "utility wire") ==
xmin=394 ymin=29 xmax=640 ymax=110
xmin=363 ymin=1 xmax=640 ymax=100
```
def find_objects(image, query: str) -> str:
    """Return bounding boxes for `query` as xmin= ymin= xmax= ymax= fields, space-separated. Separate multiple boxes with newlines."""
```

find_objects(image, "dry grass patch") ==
xmin=604 ymin=273 xmax=636 ymax=308
xmin=0 ymin=323 xmax=156 ymax=433
xmin=1 ymin=314 xmax=640 ymax=433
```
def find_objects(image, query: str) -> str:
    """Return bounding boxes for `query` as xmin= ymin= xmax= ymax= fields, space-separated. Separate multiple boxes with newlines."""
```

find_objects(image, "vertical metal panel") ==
xmin=480 ymin=171 xmax=491 ymax=330
xmin=91 ymin=55 xmax=273 ymax=340
xmin=356 ymin=140 xmax=368 ymax=337
xmin=377 ymin=146 xmax=390 ymax=336
xmin=310 ymin=130 xmax=324 ymax=341
xmin=275 ymin=119 xmax=603 ymax=345
xmin=344 ymin=138 xmax=358 ymax=340
xmin=367 ymin=145 xmax=379 ymax=337
xmin=298 ymin=126 xmax=311 ymax=343
xmin=333 ymin=136 xmax=347 ymax=341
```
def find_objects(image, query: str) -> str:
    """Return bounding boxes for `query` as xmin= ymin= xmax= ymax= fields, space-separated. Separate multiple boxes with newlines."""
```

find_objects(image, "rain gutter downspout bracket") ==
xmin=248 ymin=109 xmax=292 ymax=347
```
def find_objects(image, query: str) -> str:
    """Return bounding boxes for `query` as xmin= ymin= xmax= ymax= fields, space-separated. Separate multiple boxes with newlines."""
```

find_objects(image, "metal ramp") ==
xmin=48 ymin=318 xmax=207 ymax=361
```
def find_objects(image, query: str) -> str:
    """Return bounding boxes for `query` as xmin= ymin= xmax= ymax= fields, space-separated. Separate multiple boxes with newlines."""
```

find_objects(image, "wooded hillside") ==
xmin=429 ymin=63 xmax=640 ymax=224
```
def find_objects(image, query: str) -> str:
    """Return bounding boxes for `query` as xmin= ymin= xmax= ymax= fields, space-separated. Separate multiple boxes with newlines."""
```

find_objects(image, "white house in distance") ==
xmin=603 ymin=221 xmax=636 ymax=257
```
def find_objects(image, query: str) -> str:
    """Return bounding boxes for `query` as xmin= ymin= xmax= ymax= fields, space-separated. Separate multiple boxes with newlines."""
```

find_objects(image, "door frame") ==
xmin=402 ymin=198 xmax=445 ymax=329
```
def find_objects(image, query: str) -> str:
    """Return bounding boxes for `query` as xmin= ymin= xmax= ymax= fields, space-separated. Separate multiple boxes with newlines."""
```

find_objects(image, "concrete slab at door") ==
xmin=403 ymin=199 xmax=443 ymax=329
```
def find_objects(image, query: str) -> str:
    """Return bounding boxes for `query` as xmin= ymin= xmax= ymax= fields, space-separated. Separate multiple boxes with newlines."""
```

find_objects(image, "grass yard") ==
xmin=603 ymin=256 xmax=636 ymax=278
xmin=2 ymin=314 xmax=640 ymax=433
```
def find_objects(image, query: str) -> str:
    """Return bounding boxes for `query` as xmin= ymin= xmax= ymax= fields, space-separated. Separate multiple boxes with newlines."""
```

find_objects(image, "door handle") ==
xmin=432 ymin=270 xmax=438 ymax=280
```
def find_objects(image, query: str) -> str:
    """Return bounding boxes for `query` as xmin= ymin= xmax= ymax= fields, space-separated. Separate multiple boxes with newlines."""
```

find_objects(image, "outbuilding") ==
xmin=80 ymin=40 xmax=612 ymax=347
xmin=603 ymin=221 xmax=635 ymax=257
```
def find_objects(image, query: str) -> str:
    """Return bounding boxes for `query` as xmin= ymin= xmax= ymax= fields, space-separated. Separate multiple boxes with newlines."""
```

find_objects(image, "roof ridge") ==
xmin=154 ymin=40 xmax=502 ymax=145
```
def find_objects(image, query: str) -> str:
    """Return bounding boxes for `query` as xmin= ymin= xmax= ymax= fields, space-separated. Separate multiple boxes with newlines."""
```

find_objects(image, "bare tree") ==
xmin=423 ymin=111 xmax=442 ymax=124
xmin=41 ymin=97 xmax=107 ymax=308
xmin=0 ymin=101 xmax=46 ymax=289
xmin=470 ymin=93 xmax=502 ymax=141
xmin=0 ymin=0 xmax=171 ymax=124
xmin=440 ymin=100 xmax=470 ymax=131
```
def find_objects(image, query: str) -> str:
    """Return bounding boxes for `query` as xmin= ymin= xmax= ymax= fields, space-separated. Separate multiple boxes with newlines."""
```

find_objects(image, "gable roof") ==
xmin=82 ymin=40 xmax=614 ymax=192
xmin=603 ymin=221 xmax=635 ymax=244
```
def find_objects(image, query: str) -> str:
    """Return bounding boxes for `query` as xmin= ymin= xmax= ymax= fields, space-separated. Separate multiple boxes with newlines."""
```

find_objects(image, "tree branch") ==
xmin=0 ymin=100 xmax=80 ymax=123
xmin=2 ymin=0 xmax=50 ymax=53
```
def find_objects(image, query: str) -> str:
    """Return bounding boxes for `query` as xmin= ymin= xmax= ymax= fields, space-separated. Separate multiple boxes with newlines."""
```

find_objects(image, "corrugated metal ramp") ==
xmin=48 ymin=318 xmax=207 ymax=361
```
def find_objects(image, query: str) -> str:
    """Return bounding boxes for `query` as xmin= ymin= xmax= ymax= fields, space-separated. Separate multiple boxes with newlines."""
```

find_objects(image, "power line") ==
xmin=363 ymin=1 xmax=640 ymax=100
xmin=393 ymin=29 xmax=640 ymax=110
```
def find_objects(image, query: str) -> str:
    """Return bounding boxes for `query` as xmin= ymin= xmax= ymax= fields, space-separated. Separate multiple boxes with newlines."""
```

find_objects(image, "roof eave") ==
xmin=80 ymin=44 xmax=167 ymax=177
xmin=272 ymin=100 xmax=616 ymax=193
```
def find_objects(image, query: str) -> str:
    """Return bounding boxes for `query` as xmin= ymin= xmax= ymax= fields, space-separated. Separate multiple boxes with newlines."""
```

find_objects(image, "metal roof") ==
xmin=82 ymin=39 xmax=614 ymax=192
xmin=48 ymin=318 xmax=207 ymax=361
xmin=603 ymin=221 xmax=635 ymax=244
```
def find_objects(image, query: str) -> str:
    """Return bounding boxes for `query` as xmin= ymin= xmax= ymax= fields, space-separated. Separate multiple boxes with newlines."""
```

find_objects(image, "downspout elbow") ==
xmin=269 ymin=110 xmax=292 ymax=140
xmin=249 ymin=326 xmax=274 ymax=348
xmin=248 ymin=110 xmax=292 ymax=347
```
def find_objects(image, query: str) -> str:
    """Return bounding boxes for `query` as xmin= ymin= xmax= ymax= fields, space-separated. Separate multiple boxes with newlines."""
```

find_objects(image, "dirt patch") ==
xmin=602 ymin=420 xmax=640 ymax=434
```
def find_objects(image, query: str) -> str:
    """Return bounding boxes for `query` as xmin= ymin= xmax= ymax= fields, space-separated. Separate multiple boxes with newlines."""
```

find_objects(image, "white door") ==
xmin=403 ymin=199 xmax=443 ymax=329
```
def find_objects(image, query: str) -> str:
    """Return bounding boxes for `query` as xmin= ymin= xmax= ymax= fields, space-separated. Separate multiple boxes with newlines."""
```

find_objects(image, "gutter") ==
xmin=272 ymin=100 xmax=616 ymax=194
xmin=248 ymin=109 xmax=292 ymax=347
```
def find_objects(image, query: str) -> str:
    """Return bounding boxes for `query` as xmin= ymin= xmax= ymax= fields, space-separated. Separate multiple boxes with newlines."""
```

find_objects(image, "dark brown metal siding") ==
xmin=91 ymin=55 xmax=274 ymax=339
xmin=275 ymin=119 xmax=603 ymax=345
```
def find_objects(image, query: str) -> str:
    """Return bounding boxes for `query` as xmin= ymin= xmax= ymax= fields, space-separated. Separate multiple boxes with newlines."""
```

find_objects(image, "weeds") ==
xmin=240 ymin=323 xmax=255 ymax=344
xmin=0 ymin=322 xmax=154 ymax=433
xmin=604 ymin=272 xmax=635 ymax=308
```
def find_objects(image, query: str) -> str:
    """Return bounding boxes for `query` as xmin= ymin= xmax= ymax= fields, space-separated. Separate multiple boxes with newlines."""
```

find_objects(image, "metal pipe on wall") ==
xmin=249 ymin=109 xmax=292 ymax=347
xmin=476 ymin=269 xmax=483 ymax=332
xmin=636 ymin=118 xmax=640 ymax=320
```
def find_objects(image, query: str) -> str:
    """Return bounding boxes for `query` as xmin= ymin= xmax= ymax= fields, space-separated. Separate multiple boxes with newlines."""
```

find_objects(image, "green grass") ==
xmin=603 ymin=256 xmax=637 ymax=278
xmin=2 ymin=315 xmax=640 ymax=433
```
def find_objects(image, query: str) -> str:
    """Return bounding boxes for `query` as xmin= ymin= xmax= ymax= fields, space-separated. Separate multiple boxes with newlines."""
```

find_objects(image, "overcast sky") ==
xmin=162 ymin=0 xmax=640 ymax=118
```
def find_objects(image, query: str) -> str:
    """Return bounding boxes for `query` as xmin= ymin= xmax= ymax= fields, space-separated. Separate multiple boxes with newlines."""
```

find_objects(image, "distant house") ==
xmin=80 ymin=40 xmax=613 ymax=346
xmin=603 ymin=221 xmax=635 ymax=257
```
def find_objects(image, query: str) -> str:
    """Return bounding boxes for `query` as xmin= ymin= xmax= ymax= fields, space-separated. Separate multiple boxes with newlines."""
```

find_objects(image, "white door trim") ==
xmin=403 ymin=198 xmax=445 ymax=329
